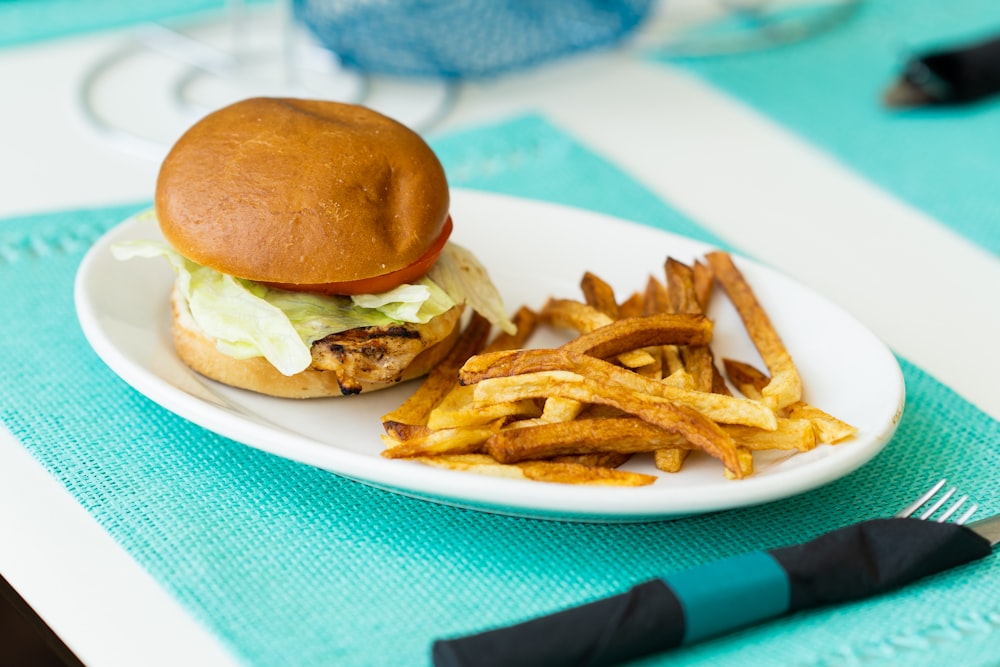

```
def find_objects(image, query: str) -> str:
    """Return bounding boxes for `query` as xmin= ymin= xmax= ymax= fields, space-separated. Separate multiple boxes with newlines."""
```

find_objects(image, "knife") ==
xmin=433 ymin=516 xmax=998 ymax=667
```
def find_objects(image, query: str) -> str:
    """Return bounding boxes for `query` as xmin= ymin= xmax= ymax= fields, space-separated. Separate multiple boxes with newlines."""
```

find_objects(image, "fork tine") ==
xmin=895 ymin=478 xmax=980 ymax=525
xmin=955 ymin=503 xmax=979 ymax=525
xmin=895 ymin=478 xmax=946 ymax=518
xmin=936 ymin=494 xmax=968 ymax=522
xmin=919 ymin=486 xmax=957 ymax=520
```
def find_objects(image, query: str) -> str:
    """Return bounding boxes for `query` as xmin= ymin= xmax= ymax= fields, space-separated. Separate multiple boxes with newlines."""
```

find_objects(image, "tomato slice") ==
xmin=263 ymin=216 xmax=453 ymax=296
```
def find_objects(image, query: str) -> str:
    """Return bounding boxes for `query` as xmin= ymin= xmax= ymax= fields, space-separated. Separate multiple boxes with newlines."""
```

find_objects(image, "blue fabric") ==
xmin=662 ymin=551 xmax=789 ymax=645
xmin=1 ymin=114 xmax=999 ymax=666
xmin=658 ymin=0 xmax=1000 ymax=258
xmin=293 ymin=0 xmax=653 ymax=79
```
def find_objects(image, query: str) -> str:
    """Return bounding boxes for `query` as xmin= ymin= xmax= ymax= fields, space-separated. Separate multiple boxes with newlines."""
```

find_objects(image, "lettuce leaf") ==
xmin=112 ymin=240 xmax=455 ymax=376
xmin=112 ymin=237 xmax=514 ymax=376
xmin=429 ymin=243 xmax=516 ymax=335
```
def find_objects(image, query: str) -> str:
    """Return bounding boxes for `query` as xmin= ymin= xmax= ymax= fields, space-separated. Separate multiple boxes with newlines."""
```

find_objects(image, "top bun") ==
xmin=155 ymin=97 xmax=450 ymax=285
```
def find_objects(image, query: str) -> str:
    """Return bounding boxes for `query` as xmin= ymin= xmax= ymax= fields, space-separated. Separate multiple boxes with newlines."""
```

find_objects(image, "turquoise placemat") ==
xmin=657 ymin=0 xmax=1000 ymax=258
xmin=0 ymin=0 xmax=233 ymax=47
xmin=2 ymin=114 xmax=999 ymax=666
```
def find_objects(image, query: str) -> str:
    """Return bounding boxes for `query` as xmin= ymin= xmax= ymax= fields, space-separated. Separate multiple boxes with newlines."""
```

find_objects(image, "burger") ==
xmin=113 ymin=97 xmax=514 ymax=398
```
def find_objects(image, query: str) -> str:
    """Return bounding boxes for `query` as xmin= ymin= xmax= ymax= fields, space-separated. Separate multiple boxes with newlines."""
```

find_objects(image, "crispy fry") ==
xmin=643 ymin=276 xmax=670 ymax=315
xmin=410 ymin=454 xmax=526 ymax=479
xmin=540 ymin=297 xmax=614 ymax=332
xmin=725 ymin=418 xmax=816 ymax=452
xmin=540 ymin=298 xmax=654 ymax=368
xmin=551 ymin=452 xmax=633 ymax=469
xmin=706 ymin=251 xmax=802 ymax=411
xmin=723 ymin=447 xmax=754 ymax=480
xmin=486 ymin=417 xmax=690 ymax=463
xmin=561 ymin=313 xmax=713 ymax=360
xmin=427 ymin=384 xmax=542 ymax=429
xmin=381 ymin=250 xmax=854 ymax=487
xmin=665 ymin=258 xmax=714 ymax=392
xmin=540 ymin=396 xmax=586 ymax=422
xmin=580 ymin=271 xmax=619 ymax=319
xmin=411 ymin=454 xmax=656 ymax=486
xmin=381 ymin=420 xmax=503 ymax=458
xmin=692 ymin=260 xmax=714 ymax=311
xmin=665 ymin=258 xmax=699 ymax=315
xmin=381 ymin=312 xmax=491 ymax=437
xmin=617 ymin=290 xmax=646 ymax=318
xmin=483 ymin=306 xmax=538 ymax=353
xmin=785 ymin=402 xmax=857 ymax=444
xmin=723 ymin=358 xmax=768 ymax=399
xmin=516 ymin=460 xmax=655 ymax=486
xmin=461 ymin=349 xmax=777 ymax=430
xmin=469 ymin=370 xmax=744 ymax=477
xmin=724 ymin=358 xmax=855 ymax=444
xmin=641 ymin=276 xmax=683 ymax=374
xmin=654 ymin=448 xmax=689 ymax=473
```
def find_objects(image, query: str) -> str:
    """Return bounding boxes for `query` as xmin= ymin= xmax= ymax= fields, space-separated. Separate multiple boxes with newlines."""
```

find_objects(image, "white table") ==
xmin=2 ymin=5 xmax=998 ymax=665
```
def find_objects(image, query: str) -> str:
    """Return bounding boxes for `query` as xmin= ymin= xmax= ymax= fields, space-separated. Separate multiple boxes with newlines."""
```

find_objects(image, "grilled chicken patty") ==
xmin=309 ymin=306 xmax=463 ymax=394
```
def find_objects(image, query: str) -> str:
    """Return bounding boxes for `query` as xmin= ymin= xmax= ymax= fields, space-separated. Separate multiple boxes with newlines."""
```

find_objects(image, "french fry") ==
xmin=381 ymin=420 xmax=503 ymax=458
xmin=427 ymin=384 xmax=542 ymax=429
xmin=784 ymin=402 xmax=857 ymax=444
xmin=706 ymin=251 xmax=803 ymax=411
xmin=725 ymin=418 xmax=816 ymax=452
xmin=469 ymin=370 xmax=744 ymax=477
xmin=723 ymin=358 xmax=767 ymax=400
xmin=653 ymin=448 xmax=690 ymax=473
xmin=411 ymin=454 xmax=656 ymax=486
xmin=486 ymin=417 xmax=691 ymax=463
xmin=642 ymin=276 xmax=683 ymax=375
xmin=551 ymin=452 xmax=633 ymax=469
xmin=692 ymin=260 xmax=715 ymax=311
xmin=409 ymin=454 xmax=525 ymax=480
xmin=723 ymin=447 xmax=754 ymax=480
xmin=665 ymin=257 xmax=714 ymax=392
xmin=516 ymin=460 xmax=655 ymax=486
xmin=461 ymin=349 xmax=777 ymax=430
xmin=617 ymin=290 xmax=646 ymax=318
xmin=485 ymin=415 xmax=814 ymax=465
xmin=561 ymin=313 xmax=713 ymax=360
xmin=381 ymin=312 xmax=492 ymax=438
xmin=381 ymin=249 xmax=855 ymax=488
xmin=643 ymin=276 xmax=670 ymax=315
xmin=483 ymin=306 xmax=538 ymax=353
xmin=580 ymin=271 xmax=620 ymax=319
xmin=724 ymin=358 xmax=855 ymax=444
xmin=541 ymin=298 xmax=654 ymax=368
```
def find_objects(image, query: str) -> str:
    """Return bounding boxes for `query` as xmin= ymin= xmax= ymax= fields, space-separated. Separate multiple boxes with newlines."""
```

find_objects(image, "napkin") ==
xmin=655 ymin=0 xmax=1000 ymax=258
xmin=2 ymin=114 xmax=1000 ymax=667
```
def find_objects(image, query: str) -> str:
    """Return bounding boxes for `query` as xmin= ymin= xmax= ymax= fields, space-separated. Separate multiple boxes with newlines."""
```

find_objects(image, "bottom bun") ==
xmin=170 ymin=286 xmax=462 ymax=398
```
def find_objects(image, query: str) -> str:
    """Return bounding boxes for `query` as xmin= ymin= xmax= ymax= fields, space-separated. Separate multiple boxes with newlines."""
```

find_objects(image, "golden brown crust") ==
xmin=170 ymin=287 xmax=462 ymax=398
xmin=155 ymin=97 xmax=449 ymax=285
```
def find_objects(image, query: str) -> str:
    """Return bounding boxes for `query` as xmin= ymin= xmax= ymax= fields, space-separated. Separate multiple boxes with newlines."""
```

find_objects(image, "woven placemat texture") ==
xmin=1 ymin=115 xmax=999 ymax=666
xmin=660 ymin=0 xmax=1000 ymax=258
xmin=0 ymin=0 xmax=229 ymax=47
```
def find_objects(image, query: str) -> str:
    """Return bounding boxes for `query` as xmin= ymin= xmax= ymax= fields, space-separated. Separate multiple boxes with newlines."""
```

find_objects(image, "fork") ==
xmin=895 ymin=478 xmax=979 ymax=523
xmin=434 ymin=479 xmax=999 ymax=667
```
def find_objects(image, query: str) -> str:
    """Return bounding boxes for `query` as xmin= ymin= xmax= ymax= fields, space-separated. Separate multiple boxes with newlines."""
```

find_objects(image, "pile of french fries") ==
xmin=379 ymin=250 xmax=856 ymax=486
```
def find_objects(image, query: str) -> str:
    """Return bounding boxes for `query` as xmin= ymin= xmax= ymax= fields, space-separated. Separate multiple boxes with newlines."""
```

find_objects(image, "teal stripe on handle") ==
xmin=662 ymin=550 xmax=790 ymax=644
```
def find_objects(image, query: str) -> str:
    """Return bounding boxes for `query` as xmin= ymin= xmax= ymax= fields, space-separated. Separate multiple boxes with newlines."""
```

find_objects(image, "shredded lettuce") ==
xmin=429 ymin=243 xmax=516 ymax=335
xmin=112 ymin=237 xmax=514 ymax=376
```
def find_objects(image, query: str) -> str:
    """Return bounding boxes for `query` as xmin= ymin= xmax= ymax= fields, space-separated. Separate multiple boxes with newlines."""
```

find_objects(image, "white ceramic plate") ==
xmin=75 ymin=190 xmax=904 ymax=522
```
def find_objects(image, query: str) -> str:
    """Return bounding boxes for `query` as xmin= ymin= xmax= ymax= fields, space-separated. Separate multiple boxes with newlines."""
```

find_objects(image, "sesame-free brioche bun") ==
xmin=155 ymin=97 xmax=450 ymax=287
